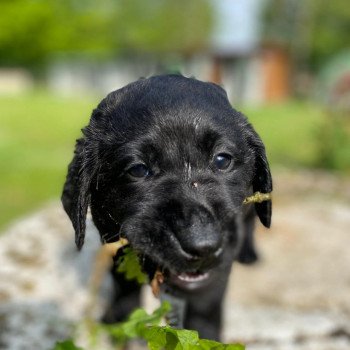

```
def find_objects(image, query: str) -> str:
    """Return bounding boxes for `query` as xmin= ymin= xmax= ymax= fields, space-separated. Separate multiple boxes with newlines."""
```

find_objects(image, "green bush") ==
xmin=315 ymin=111 xmax=350 ymax=171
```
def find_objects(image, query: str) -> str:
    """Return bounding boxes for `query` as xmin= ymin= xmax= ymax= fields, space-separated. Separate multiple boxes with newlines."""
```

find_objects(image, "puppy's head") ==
xmin=62 ymin=75 xmax=272 ymax=289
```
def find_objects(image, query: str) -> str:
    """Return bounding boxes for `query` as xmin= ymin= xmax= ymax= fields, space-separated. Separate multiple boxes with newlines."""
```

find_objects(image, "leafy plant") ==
xmin=98 ymin=300 xmax=171 ymax=344
xmin=52 ymin=245 xmax=245 ymax=350
xmin=117 ymin=247 xmax=148 ymax=284
xmin=315 ymin=111 xmax=350 ymax=172
xmin=142 ymin=326 xmax=244 ymax=350
xmin=53 ymin=302 xmax=244 ymax=350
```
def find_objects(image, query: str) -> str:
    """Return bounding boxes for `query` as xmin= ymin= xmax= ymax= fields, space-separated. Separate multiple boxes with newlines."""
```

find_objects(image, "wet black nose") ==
xmin=177 ymin=207 xmax=222 ymax=258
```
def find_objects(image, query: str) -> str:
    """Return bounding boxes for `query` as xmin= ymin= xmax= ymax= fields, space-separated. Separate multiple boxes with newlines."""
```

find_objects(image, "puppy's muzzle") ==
xmin=175 ymin=205 xmax=223 ymax=264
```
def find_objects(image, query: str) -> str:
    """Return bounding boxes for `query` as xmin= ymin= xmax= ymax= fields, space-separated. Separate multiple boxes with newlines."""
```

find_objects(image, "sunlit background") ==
xmin=1 ymin=0 xmax=349 ymax=228
xmin=0 ymin=0 xmax=350 ymax=348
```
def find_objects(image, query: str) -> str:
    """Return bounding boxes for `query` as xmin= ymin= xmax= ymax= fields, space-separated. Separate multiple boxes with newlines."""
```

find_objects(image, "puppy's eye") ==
xmin=127 ymin=164 xmax=150 ymax=178
xmin=214 ymin=153 xmax=232 ymax=170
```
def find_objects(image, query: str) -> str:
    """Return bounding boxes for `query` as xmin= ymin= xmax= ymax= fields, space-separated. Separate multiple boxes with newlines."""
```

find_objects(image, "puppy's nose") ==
xmin=179 ymin=209 xmax=222 ymax=258
xmin=183 ymin=233 xmax=221 ymax=258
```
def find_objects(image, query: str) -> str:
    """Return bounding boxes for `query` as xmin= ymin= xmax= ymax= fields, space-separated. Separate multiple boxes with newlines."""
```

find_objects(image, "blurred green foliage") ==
xmin=0 ymin=0 xmax=117 ymax=66
xmin=315 ymin=111 xmax=350 ymax=171
xmin=0 ymin=90 xmax=95 ymax=229
xmin=116 ymin=0 xmax=212 ymax=56
xmin=309 ymin=0 xmax=350 ymax=69
xmin=264 ymin=0 xmax=350 ymax=70
xmin=0 ymin=0 xmax=213 ymax=68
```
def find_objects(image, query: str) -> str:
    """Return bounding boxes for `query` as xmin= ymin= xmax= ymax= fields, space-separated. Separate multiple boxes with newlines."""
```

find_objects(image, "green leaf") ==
xmin=116 ymin=247 xmax=149 ymax=284
xmin=142 ymin=327 xmax=168 ymax=350
xmin=166 ymin=327 xmax=200 ymax=350
xmin=198 ymin=339 xmax=245 ymax=350
xmin=52 ymin=302 xmax=245 ymax=350
xmin=99 ymin=301 xmax=171 ymax=344
xmin=142 ymin=325 xmax=244 ymax=350
xmin=52 ymin=340 xmax=83 ymax=350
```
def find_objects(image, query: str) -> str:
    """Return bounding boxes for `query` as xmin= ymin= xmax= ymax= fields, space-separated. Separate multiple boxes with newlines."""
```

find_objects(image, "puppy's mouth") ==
xmin=169 ymin=270 xmax=211 ymax=290
xmin=166 ymin=271 xmax=212 ymax=291
xmin=144 ymin=247 xmax=223 ymax=291
xmin=177 ymin=271 xmax=210 ymax=282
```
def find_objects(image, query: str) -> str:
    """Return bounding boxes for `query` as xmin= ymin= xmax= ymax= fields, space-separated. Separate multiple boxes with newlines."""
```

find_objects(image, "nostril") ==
xmin=175 ymin=204 xmax=222 ymax=257
xmin=181 ymin=235 xmax=222 ymax=258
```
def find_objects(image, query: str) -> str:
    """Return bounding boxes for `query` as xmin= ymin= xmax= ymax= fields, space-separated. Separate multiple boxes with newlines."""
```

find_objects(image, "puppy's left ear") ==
xmin=247 ymin=126 xmax=273 ymax=228
xmin=61 ymin=138 xmax=90 ymax=250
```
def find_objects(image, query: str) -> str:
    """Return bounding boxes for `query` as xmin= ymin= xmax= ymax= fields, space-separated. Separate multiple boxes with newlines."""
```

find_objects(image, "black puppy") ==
xmin=62 ymin=74 xmax=272 ymax=341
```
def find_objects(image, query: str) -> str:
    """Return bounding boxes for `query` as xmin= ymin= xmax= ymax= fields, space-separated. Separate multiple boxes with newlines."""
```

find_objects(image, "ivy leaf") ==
xmin=116 ymin=247 xmax=148 ymax=284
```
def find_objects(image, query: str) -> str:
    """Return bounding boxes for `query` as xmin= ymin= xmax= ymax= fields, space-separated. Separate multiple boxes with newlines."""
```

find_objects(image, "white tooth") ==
xmin=178 ymin=272 xmax=209 ymax=282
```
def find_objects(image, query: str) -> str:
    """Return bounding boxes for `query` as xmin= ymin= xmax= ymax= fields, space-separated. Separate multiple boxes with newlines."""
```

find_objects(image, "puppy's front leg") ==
xmin=102 ymin=270 xmax=141 ymax=323
xmin=185 ymin=299 xmax=222 ymax=340
xmin=184 ymin=268 xmax=231 ymax=341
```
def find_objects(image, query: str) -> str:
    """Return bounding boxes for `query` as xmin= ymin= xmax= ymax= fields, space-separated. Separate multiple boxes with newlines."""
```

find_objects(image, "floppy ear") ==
xmin=61 ymin=138 xmax=90 ymax=250
xmin=252 ymin=147 xmax=272 ymax=228
xmin=237 ymin=122 xmax=272 ymax=265
xmin=249 ymin=127 xmax=273 ymax=228
xmin=61 ymin=88 xmax=127 ymax=249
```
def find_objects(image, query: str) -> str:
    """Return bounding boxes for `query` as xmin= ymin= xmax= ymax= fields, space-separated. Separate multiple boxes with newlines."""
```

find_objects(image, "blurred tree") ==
xmin=115 ymin=0 xmax=212 ymax=56
xmin=263 ymin=0 xmax=350 ymax=71
xmin=0 ymin=0 xmax=118 ymax=67
xmin=0 ymin=0 xmax=213 ymax=68
xmin=309 ymin=0 xmax=350 ymax=69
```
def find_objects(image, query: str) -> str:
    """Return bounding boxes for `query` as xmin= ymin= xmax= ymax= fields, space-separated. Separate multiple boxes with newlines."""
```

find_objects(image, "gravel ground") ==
xmin=0 ymin=169 xmax=349 ymax=350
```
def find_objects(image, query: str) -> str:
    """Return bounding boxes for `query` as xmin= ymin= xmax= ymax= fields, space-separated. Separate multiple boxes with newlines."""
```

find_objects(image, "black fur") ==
xmin=62 ymin=74 xmax=272 ymax=340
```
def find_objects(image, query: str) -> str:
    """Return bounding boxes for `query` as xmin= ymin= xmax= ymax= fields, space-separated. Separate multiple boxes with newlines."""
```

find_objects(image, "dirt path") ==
xmin=225 ymin=169 xmax=350 ymax=349
xmin=0 ymin=169 xmax=349 ymax=349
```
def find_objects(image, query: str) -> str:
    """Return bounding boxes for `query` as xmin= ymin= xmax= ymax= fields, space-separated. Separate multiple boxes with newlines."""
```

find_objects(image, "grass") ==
xmin=0 ymin=92 xmax=325 ymax=230
xmin=0 ymin=90 xmax=98 ymax=230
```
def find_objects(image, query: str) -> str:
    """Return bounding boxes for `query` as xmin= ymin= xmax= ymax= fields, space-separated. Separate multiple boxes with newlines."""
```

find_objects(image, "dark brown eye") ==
xmin=127 ymin=164 xmax=150 ymax=178
xmin=214 ymin=153 xmax=232 ymax=170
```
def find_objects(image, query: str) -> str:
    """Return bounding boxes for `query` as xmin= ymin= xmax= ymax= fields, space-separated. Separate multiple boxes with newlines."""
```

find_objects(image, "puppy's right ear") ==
xmin=61 ymin=138 xmax=90 ymax=250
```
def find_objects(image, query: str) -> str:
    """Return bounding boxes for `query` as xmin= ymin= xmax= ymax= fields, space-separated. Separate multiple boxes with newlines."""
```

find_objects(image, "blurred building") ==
xmin=208 ymin=0 xmax=265 ymax=104
xmin=0 ymin=68 xmax=33 ymax=95
xmin=46 ymin=0 xmax=290 ymax=105
xmin=207 ymin=0 xmax=290 ymax=104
